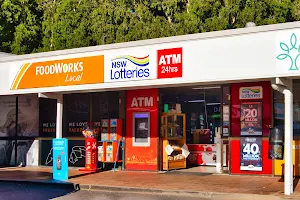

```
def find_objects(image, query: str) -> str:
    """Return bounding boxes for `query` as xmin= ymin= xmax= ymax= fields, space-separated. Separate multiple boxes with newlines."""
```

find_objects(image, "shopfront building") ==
xmin=0 ymin=22 xmax=300 ymax=194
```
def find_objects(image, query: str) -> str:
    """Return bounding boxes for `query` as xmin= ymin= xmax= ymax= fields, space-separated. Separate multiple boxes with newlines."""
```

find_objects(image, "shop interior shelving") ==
xmin=161 ymin=113 xmax=187 ymax=171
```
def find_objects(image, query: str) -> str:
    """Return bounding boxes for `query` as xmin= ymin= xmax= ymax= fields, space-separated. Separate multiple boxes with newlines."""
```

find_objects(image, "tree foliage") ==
xmin=0 ymin=0 xmax=298 ymax=54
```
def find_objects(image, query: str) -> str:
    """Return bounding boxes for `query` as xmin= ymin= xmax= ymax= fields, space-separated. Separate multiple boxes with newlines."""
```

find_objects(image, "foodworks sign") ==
xmin=105 ymin=54 xmax=156 ymax=82
xmin=10 ymin=55 xmax=104 ymax=90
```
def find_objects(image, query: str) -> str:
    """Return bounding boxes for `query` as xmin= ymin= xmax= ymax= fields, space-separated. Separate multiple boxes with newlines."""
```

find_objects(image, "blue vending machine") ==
xmin=53 ymin=138 xmax=68 ymax=181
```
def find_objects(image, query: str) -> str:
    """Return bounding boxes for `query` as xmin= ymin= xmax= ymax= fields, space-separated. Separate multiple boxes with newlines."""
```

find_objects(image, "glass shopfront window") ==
xmin=39 ymin=91 xmax=120 ymax=167
xmin=274 ymin=79 xmax=300 ymax=138
xmin=161 ymin=86 xmax=222 ymax=144
xmin=63 ymin=92 xmax=119 ymax=137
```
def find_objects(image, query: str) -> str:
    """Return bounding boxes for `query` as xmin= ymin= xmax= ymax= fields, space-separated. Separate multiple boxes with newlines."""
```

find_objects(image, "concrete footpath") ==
xmin=0 ymin=167 xmax=300 ymax=200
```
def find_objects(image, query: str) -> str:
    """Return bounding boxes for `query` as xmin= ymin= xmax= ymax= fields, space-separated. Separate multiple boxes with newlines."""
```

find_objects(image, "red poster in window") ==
xmin=240 ymin=102 xmax=262 ymax=136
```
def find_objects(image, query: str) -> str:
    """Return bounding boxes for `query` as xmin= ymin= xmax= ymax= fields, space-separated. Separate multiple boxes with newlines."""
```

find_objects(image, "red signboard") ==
xmin=85 ymin=138 xmax=97 ymax=170
xmin=157 ymin=47 xmax=182 ymax=79
xmin=230 ymin=81 xmax=272 ymax=175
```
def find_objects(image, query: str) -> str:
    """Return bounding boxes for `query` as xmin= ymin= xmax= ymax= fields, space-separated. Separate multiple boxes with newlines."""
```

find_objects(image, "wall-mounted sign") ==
xmin=105 ymin=53 xmax=156 ymax=82
xmin=239 ymin=86 xmax=263 ymax=99
xmin=276 ymin=31 xmax=300 ymax=73
xmin=11 ymin=56 xmax=104 ymax=90
xmin=240 ymin=102 xmax=262 ymax=136
xmin=131 ymin=96 xmax=153 ymax=108
xmin=240 ymin=137 xmax=262 ymax=171
xmin=157 ymin=47 xmax=182 ymax=79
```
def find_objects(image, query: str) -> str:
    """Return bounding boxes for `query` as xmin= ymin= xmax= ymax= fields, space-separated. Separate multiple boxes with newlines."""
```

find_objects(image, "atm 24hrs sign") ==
xmin=157 ymin=47 xmax=182 ymax=79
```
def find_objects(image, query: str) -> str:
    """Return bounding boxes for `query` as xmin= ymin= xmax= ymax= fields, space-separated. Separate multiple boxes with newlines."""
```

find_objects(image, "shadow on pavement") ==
xmin=68 ymin=170 xmax=102 ymax=179
xmin=0 ymin=181 xmax=77 ymax=200
xmin=278 ymin=177 xmax=299 ymax=192
xmin=0 ymin=170 xmax=52 ymax=181
xmin=294 ymin=178 xmax=299 ymax=191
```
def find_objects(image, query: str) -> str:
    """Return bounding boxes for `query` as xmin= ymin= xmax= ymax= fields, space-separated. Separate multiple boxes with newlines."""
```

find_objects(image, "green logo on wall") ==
xmin=277 ymin=33 xmax=300 ymax=71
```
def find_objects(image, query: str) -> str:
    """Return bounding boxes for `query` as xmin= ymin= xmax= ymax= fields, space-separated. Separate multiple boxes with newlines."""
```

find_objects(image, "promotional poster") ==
xmin=268 ymin=127 xmax=284 ymax=160
xmin=17 ymin=95 xmax=39 ymax=137
xmin=0 ymin=95 xmax=38 ymax=166
xmin=187 ymin=144 xmax=227 ymax=166
xmin=39 ymin=98 xmax=57 ymax=137
xmin=240 ymin=137 xmax=262 ymax=171
xmin=240 ymin=102 xmax=262 ymax=136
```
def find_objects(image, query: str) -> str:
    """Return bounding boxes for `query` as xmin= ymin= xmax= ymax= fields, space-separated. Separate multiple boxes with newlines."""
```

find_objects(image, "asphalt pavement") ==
xmin=54 ymin=190 xmax=212 ymax=200
xmin=0 ymin=181 xmax=211 ymax=200
xmin=0 ymin=181 xmax=289 ymax=200
xmin=53 ymin=189 xmax=285 ymax=200
xmin=0 ymin=181 xmax=75 ymax=200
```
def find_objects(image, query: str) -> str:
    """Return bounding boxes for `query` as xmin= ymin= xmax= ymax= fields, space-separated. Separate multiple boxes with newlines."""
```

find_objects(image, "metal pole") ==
xmin=284 ymin=85 xmax=293 ymax=195
xmin=215 ymin=127 xmax=222 ymax=173
xmin=56 ymin=95 xmax=63 ymax=139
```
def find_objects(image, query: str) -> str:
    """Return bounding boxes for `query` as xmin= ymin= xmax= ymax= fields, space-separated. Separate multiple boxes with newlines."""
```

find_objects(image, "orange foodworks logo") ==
xmin=11 ymin=55 xmax=104 ymax=90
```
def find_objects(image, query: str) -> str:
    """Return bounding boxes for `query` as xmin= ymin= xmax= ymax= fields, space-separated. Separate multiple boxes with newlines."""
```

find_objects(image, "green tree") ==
xmin=0 ymin=0 xmax=298 ymax=54
xmin=38 ymin=0 xmax=96 ymax=51
xmin=236 ymin=0 xmax=292 ymax=28
xmin=0 ymin=0 xmax=42 ymax=54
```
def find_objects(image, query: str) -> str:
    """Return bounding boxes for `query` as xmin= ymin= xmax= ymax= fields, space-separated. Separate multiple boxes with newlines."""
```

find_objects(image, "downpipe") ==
xmin=271 ymin=80 xmax=293 ymax=195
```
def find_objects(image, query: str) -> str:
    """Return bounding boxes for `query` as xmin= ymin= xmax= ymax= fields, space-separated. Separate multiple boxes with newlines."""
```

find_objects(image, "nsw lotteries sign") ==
xmin=104 ymin=47 xmax=183 ymax=83
xmin=240 ymin=137 xmax=262 ymax=171
xmin=239 ymin=86 xmax=263 ymax=100
xmin=105 ymin=53 xmax=156 ymax=82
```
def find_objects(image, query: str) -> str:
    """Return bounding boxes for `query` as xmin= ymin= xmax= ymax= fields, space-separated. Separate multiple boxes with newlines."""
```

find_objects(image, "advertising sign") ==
xmin=84 ymin=138 xmax=97 ymax=170
xmin=223 ymin=105 xmax=230 ymax=122
xmin=223 ymin=105 xmax=230 ymax=137
xmin=11 ymin=55 xmax=104 ymax=90
xmin=240 ymin=102 xmax=262 ymax=136
xmin=105 ymin=52 xmax=156 ymax=83
xmin=239 ymin=86 xmax=263 ymax=99
xmin=187 ymin=144 xmax=227 ymax=166
xmin=276 ymin=31 xmax=300 ymax=74
xmin=274 ymin=103 xmax=284 ymax=120
xmin=240 ymin=137 xmax=262 ymax=171
xmin=157 ymin=47 xmax=182 ymax=79
xmin=268 ymin=127 xmax=284 ymax=160
xmin=105 ymin=47 xmax=182 ymax=83
xmin=53 ymin=138 xmax=68 ymax=181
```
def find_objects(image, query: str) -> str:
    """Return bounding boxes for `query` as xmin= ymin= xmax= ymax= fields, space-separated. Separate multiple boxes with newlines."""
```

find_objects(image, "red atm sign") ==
xmin=157 ymin=47 xmax=182 ymax=79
